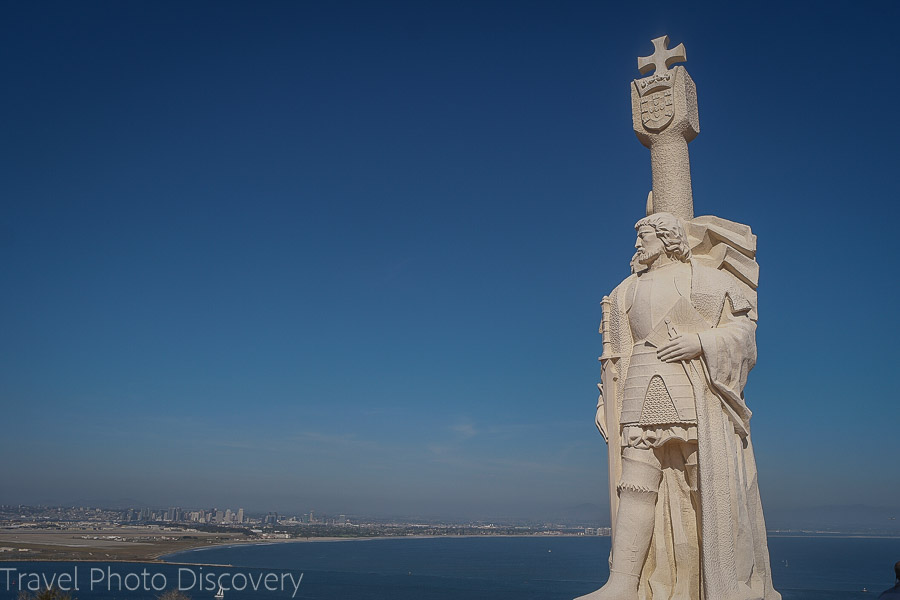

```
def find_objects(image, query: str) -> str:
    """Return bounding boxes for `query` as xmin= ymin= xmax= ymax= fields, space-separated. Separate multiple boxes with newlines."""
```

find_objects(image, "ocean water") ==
xmin=1 ymin=536 xmax=898 ymax=599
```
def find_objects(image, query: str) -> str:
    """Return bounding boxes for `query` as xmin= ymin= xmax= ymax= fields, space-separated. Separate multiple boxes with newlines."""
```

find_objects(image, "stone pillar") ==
xmin=630 ymin=38 xmax=700 ymax=221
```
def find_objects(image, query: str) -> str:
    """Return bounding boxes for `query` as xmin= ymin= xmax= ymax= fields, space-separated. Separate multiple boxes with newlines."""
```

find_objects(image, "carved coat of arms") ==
xmin=640 ymin=89 xmax=674 ymax=131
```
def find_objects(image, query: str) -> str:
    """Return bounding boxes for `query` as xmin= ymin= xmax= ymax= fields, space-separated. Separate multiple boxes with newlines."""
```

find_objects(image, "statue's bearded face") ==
xmin=635 ymin=225 xmax=664 ymax=265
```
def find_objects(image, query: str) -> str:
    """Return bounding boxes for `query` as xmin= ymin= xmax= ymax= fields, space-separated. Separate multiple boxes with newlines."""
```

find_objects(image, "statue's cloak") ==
xmin=601 ymin=216 xmax=780 ymax=600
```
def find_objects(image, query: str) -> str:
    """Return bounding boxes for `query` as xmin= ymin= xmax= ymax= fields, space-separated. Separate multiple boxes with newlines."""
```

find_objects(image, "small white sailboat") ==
xmin=214 ymin=586 xmax=225 ymax=599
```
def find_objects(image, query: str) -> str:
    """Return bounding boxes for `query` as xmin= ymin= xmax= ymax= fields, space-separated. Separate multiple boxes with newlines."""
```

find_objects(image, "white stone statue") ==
xmin=577 ymin=37 xmax=781 ymax=600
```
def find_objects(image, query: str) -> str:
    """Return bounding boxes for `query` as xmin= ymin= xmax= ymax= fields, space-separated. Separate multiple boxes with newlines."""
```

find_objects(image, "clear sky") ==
xmin=1 ymin=0 xmax=898 ymax=521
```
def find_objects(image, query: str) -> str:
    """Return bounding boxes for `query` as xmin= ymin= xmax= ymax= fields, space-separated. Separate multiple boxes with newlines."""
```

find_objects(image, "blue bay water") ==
xmin=1 ymin=536 xmax=898 ymax=599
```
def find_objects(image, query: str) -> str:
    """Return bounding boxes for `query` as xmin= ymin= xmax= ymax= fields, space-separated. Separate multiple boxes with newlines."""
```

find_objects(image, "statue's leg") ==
xmin=656 ymin=441 xmax=701 ymax=600
xmin=575 ymin=446 xmax=661 ymax=600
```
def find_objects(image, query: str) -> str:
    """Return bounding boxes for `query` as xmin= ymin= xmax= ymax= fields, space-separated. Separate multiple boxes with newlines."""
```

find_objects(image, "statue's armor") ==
xmin=621 ymin=262 xmax=704 ymax=426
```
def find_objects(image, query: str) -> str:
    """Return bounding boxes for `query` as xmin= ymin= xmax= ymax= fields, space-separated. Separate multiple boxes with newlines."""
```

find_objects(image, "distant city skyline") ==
xmin=2 ymin=1 xmax=899 ymax=521
xmin=4 ymin=502 xmax=899 ymax=536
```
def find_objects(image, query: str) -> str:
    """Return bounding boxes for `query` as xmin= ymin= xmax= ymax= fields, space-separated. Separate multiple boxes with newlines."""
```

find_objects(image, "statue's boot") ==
xmin=574 ymin=448 xmax=661 ymax=600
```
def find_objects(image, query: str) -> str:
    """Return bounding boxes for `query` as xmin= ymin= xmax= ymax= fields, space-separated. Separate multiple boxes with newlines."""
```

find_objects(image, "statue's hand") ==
xmin=657 ymin=334 xmax=702 ymax=362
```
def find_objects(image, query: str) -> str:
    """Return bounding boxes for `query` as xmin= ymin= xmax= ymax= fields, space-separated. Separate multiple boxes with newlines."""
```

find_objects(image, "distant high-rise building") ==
xmin=237 ymin=508 xmax=244 ymax=524
xmin=224 ymin=509 xmax=233 ymax=524
xmin=215 ymin=509 xmax=225 ymax=524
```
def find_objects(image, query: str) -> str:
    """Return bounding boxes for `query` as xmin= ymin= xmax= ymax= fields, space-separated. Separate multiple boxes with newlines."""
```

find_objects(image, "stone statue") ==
xmin=577 ymin=37 xmax=781 ymax=600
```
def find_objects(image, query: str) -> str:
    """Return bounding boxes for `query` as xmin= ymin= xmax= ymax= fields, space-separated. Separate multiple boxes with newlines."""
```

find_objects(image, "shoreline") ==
xmin=3 ymin=531 xmax=899 ymax=565
xmin=0 ymin=532 xmax=586 ymax=563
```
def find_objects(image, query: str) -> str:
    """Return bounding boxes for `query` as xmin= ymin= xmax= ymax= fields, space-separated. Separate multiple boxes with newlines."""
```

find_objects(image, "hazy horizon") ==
xmin=5 ymin=499 xmax=900 ymax=535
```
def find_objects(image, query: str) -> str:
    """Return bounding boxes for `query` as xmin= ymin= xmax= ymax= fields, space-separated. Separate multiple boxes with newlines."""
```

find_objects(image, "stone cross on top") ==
xmin=630 ymin=35 xmax=699 ymax=221
xmin=637 ymin=35 xmax=686 ymax=76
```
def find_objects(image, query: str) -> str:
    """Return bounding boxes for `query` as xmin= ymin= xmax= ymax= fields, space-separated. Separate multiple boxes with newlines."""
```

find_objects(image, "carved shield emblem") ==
xmin=640 ymin=90 xmax=674 ymax=131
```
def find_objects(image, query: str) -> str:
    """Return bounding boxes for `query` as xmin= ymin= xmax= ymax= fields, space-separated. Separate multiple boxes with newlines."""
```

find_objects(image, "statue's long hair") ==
xmin=635 ymin=212 xmax=691 ymax=262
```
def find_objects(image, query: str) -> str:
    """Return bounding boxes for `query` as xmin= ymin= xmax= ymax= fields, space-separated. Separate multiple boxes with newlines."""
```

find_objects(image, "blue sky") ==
xmin=1 ymin=0 xmax=898 ymax=521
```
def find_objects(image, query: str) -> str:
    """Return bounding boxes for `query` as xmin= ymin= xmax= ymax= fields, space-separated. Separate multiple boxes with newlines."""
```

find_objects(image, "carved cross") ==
xmin=637 ymin=35 xmax=686 ymax=75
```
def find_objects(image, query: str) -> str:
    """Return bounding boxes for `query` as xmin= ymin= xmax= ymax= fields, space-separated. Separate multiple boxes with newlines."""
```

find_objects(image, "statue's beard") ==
xmin=636 ymin=248 xmax=662 ymax=265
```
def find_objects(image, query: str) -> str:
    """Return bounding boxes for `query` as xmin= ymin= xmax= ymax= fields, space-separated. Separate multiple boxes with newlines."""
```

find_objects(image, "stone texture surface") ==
xmin=630 ymin=36 xmax=700 ymax=222
xmin=577 ymin=37 xmax=781 ymax=600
